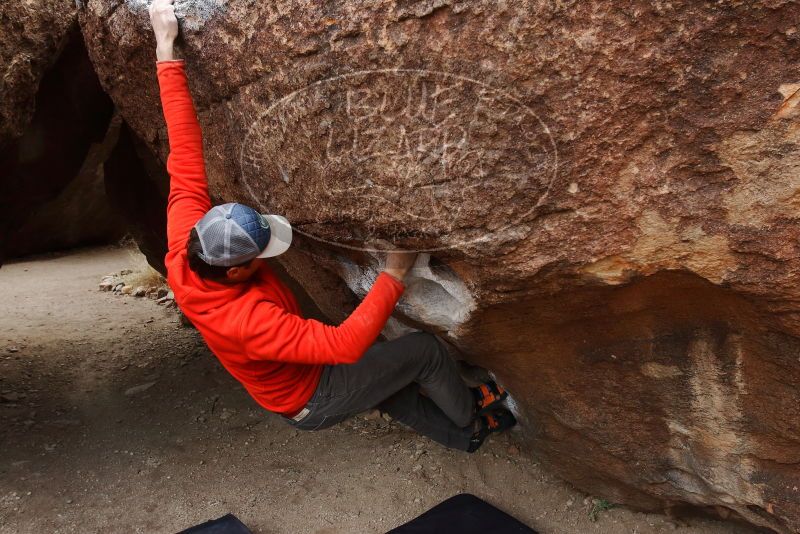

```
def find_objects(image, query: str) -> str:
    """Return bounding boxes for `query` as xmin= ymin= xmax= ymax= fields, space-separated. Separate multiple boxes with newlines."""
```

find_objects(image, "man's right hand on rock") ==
xmin=149 ymin=0 xmax=179 ymax=61
xmin=384 ymin=250 xmax=418 ymax=282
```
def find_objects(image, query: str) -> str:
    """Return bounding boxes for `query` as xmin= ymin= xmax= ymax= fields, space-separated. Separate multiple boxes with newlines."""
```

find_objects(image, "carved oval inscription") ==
xmin=240 ymin=69 xmax=557 ymax=252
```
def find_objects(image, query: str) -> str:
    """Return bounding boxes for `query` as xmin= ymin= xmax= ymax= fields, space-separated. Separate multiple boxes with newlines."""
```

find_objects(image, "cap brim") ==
xmin=256 ymin=214 xmax=292 ymax=258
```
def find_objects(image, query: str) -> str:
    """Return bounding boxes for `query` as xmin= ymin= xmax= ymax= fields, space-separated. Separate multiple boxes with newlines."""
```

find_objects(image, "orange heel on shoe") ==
xmin=472 ymin=380 xmax=508 ymax=416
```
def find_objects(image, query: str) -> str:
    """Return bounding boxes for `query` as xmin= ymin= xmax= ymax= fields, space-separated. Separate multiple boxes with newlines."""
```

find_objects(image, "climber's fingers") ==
xmin=149 ymin=0 xmax=175 ymax=18
xmin=149 ymin=0 xmax=177 ymax=30
xmin=150 ymin=0 xmax=178 ymax=49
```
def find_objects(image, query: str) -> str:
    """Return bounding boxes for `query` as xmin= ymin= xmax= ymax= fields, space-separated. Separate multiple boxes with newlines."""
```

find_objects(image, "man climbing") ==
xmin=148 ymin=0 xmax=516 ymax=452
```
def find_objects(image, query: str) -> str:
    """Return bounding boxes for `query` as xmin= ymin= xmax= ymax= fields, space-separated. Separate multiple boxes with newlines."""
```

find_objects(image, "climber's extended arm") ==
xmin=150 ymin=0 xmax=212 ymax=257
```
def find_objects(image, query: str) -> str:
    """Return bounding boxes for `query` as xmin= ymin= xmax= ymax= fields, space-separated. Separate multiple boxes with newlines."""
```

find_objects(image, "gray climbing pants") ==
xmin=284 ymin=331 xmax=475 ymax=451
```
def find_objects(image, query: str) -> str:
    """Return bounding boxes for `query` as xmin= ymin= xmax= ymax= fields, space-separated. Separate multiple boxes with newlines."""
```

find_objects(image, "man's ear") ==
xmin=225 ymin=265 xmax=241 ymax=280
xmin=224 ymin=259 xmax=258 ymax=281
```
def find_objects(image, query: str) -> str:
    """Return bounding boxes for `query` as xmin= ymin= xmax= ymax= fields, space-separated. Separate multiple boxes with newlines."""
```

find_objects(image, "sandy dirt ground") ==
xmin=0 ymin=246 xmax=765 ymax=534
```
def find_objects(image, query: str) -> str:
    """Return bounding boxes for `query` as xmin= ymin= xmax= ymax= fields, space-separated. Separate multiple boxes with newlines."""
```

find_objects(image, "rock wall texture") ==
xmin=0 ymin=0 xmax=77 ymax=146
xmin=76 ymin=1 xmax=800 ymax=531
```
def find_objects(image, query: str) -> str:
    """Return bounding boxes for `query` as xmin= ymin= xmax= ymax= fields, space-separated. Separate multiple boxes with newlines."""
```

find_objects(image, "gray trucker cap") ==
xmin=194 ymin=203 xmax=292 ymax=267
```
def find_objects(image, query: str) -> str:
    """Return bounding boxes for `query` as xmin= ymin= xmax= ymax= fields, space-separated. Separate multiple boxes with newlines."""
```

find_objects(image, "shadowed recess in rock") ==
xmin=0 ymin=26 xmax=119 ymax=262
xmin=104 ymin=122 xmax=169 ymax=274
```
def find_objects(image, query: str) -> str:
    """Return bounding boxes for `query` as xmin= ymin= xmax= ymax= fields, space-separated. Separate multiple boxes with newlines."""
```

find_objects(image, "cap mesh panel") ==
xmin=194 ymin=203 xmax=261 ymax=267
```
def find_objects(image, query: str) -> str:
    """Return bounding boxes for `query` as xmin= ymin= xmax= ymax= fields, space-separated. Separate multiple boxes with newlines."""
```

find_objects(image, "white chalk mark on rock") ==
xmin=336 ymin=253 xmax=476 ymax=336
xmin=124 ymin=0 xmax=227 ymax=31
xmin=663 ymin=330 xmax=767 ymax=526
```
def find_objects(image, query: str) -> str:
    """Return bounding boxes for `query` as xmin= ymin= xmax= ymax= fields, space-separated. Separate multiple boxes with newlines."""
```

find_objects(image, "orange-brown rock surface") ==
xmin=77 ymin=1 xmax=799 ymax=531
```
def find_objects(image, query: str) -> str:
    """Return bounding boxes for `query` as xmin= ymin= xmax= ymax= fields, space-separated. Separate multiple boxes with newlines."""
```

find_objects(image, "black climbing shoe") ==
xmin=472 ymin=380 xmax=508 ymax=416
xmin=467 ymin=408 xmax=517 ymax=453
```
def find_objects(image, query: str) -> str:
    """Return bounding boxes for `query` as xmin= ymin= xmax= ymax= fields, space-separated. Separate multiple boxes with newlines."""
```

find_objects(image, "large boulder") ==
xmin=78 ymin=1 xmax=800 ymax=531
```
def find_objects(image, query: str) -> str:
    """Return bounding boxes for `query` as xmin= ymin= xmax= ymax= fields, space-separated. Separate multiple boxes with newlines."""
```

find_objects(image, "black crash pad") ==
xmin=386 ymin=493 xmax=537 ymax=533
xmin=178 ymin=513 xmax=252 ymax=534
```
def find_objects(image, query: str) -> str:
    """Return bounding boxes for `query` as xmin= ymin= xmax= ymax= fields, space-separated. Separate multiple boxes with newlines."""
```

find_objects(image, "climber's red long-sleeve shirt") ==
xmin=157 ymin=60 xmax=405 ymax=416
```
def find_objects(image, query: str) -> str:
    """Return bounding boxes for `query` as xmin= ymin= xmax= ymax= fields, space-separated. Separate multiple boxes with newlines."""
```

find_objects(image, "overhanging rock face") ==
xmin=78 ymin=1 xmax=800 ymax=531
